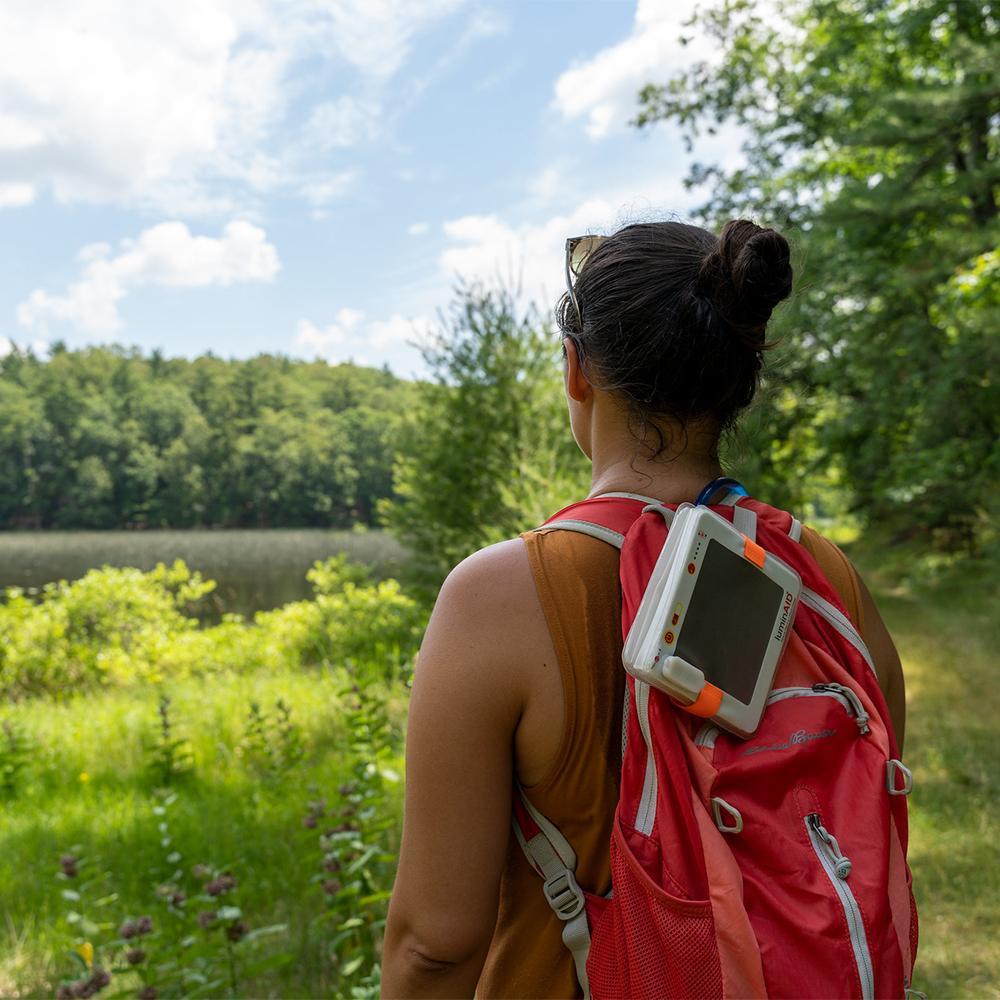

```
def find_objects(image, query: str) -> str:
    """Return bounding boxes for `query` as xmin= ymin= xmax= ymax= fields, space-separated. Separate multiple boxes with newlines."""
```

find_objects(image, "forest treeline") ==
xmin=0 ymin=344 xmax=418 ymax=529
xmin=1 ymin=0 xmax=996 ymax=569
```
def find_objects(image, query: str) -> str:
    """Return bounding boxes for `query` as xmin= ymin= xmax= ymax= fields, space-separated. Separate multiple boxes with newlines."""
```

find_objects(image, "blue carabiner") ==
xmin=695 ymin=476 xmax=748 ymax=506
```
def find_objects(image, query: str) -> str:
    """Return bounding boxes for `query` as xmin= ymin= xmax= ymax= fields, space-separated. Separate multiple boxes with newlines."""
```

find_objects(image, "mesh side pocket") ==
xmin=585 ymin=821 xmax=723 ymax=1000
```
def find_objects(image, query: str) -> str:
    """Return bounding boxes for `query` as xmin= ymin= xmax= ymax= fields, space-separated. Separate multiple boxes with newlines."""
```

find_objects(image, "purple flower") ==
xmin=205 ymin=874 xmax=236 ymax=897
xmin=126 ymin=948 xmax=146 ymax=965
xmin=322 ymin=878 xmax=342 ymax=895
xmin=225 ymin=920 xmax=248 ymax=942
xmin=60 ymin=855 xmax=78 ymax=878
xmin=197 ymin=910 xmax=218 ymax=928
xmin=137 ymin=986 xmax=158 ymax=1000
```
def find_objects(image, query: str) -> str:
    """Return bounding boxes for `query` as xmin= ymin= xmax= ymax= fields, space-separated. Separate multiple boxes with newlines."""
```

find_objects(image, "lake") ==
xmin=0 ymin=528 xmax=409 ymax=620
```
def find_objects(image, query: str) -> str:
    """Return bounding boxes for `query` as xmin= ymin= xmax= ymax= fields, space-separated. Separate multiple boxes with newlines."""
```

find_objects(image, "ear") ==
xmin=562 ymin=336 xmax=592 ymax=404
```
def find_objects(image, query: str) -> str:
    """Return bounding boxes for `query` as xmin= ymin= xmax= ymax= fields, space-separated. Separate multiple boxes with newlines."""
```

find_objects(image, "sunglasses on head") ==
xmin=564 ymin=234 xmax=607 ymax=327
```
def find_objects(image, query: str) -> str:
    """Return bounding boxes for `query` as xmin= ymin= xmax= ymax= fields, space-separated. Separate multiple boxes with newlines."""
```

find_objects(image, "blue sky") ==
xmin=0 ymin=0 xmax=742 ymax=381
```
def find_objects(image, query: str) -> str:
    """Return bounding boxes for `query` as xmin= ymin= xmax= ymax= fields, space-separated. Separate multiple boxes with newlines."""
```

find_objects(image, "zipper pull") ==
xmin=813 ymin=682 xmax=871 ymax=735
xmin=807 ymin=813 xmax=852 ymax=879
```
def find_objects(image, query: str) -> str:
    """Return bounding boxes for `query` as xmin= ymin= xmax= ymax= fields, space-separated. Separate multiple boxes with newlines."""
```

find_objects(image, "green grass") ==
xmin=1 ymin=542 xmax=996 ymax=998
xmin=849 ymin=543 xmax=1000 ymax=998
xmin=0 ymin=664 xmax=405 ymax=999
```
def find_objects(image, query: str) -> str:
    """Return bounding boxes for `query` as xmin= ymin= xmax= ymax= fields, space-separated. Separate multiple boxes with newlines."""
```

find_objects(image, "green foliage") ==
xmin=0 ymin=715 xmax=32 ymax=798
xmin=635 ymin=0 xmax=1000 ymax=549
xmin=0 ymin=346 xmax=418 ymax=530
xmin=379 ymin=281 xmax=590 ymax=587
xmin=144 ymin=695 xmax=195 ymax=787
xmin=306 ymin=680 xmax=403 ymax=997
xmin=234 ymin=699 xmax=306 ymax=778
xmin=0 ymin=555 xmax=423 ymax=700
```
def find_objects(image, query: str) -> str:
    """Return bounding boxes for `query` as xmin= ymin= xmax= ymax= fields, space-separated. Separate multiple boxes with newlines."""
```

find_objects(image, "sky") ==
xmin=0 ymin=0 xmax=744 ymax=382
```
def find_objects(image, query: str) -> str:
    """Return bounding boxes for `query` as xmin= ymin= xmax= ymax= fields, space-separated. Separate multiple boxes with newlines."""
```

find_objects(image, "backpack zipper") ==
xmin=694 ymin=684 xmax=869 ymax=748
xmin=805 ymin=813 xmax=874 ymax=1000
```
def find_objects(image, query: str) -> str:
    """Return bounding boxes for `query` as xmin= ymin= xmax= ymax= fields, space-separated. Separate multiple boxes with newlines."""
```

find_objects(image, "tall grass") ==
xmin=0 ymin=529 xmax=408 ymax=620
xmin=849 ymin=542 xmax=1000 ymax=997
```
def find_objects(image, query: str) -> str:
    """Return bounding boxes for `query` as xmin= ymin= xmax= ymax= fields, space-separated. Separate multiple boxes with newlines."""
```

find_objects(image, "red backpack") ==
xmin=512 ymin=487 xmax=919 ymax=999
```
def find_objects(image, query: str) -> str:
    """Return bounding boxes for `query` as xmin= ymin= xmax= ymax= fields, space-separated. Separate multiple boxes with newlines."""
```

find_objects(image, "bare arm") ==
xmin=381 ymin=541 xmax=530 ymax=999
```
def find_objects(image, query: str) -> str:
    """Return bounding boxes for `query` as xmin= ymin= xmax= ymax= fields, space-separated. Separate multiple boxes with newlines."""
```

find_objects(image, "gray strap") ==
xmin=732 ymin=503 xmax=757 ymax=541
xmin=533 ymin=519 xmax=624 ymax=550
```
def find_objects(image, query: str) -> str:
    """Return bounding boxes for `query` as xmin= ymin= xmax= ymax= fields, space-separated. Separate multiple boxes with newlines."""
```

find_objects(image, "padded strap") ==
xmin=732 ymin=502 xmax=758 ymax=541
xmin=534 ymin=519 xmax=624 ymax=550
xmin=511 ymin=787 xmax=593 ymax=997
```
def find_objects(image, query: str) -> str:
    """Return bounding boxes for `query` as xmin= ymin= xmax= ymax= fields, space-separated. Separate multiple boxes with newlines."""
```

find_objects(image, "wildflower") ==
xmin=56 ymin=986 xmax=75 ymax=999
xmin=205 ymin=874 xmax=236 ymax=897
xmin=79 ymin=772 xmax=90 ymax=783
xmin=323 ymin=857 xmax=340 ymax=873
xmin=60 ymin=855 xmax=79 ymax=878
xmin=225 ymin=920 xmax=248 ymax=942
xmin=322 ymin=878 xmax=342 ymax=895
xmin=76 ymin=941 xmax=93 ymax=968
xmin=119 ymin=920 xmax=138 ymax=940
xmin=302 ymin=814 xmax=318 ymax=829
xmin=197 ymin=910 xmax=218 ymax=929
xmin=126 ymin=948 xmax=146 ymax=965
xmin=136 ymin=916 xmax=153 ymax=935
xmin=191 ymin=863 xmax=212 ymax=880
xmin=169 ymin=891 xmax=185 ymax=907
xmin=137 ymin=986 xmax=158 ymax=1000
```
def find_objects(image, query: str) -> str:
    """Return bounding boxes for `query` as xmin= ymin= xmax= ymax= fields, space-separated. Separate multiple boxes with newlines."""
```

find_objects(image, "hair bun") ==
xmin=696 ymin=219 xmax=793 ymax=340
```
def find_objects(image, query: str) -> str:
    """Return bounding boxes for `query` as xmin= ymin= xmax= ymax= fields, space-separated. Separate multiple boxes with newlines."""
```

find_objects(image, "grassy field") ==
xmin=0 ymin=664 xmax=407 ymax=999
xmin=849 ymin=544 xmax=1000 ymax=998
xmin=1 ymin=542 xmax=996 ymax=998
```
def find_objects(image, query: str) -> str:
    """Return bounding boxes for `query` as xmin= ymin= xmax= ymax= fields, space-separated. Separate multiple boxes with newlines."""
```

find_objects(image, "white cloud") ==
xmin=0 ymin=182 xmax=33 ymax=207
xmin=296 ymin=309 xmax=365 ymax=353
xmin=0 ymin=0 xmax=468 ymax=213
xmin=368 ymin=313 xmax=434 ymax=349
xmin=300 ymin=171 xmax=358 ymax=208
xmin=18 ymin=220 xmax=280 ymax=334
xmin=305 ymin=98 xmax=382 ymax=149
xmin=552 ymin=0 xmax=711 ymax=139
xmin=407 ymin=222 xmax=430 ymax=236
xmin=296 ymin=309 xmax=433 ymax=362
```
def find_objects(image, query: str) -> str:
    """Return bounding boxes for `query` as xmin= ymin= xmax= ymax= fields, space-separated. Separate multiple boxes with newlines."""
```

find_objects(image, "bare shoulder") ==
xmin=417 ymin=537 xmax=542 ymax=710
xmin=441 ymin=537 xmax=536 ymax=615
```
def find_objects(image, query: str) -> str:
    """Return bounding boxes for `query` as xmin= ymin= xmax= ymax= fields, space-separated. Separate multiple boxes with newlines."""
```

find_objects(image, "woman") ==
xmin=380 ymin=218 xmax=905 ymax=998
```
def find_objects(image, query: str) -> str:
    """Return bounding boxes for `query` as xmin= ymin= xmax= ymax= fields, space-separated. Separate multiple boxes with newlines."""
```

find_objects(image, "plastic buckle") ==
xmin=543 ymin=869 xmax=586 ymax=920
xmin=711 ymin=796 xmax=744 ymax=834
xmin=886 ymin=759 xmax=913 ymax=796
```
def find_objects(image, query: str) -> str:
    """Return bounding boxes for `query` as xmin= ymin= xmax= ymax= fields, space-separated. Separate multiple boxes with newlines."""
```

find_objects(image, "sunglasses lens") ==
xmin=569 ymin=235 xmax=604 ymax=277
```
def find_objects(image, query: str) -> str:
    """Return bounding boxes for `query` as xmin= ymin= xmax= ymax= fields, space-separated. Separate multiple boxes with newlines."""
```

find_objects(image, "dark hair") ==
xmin=556 ymin=218 xmax=793 ymax=460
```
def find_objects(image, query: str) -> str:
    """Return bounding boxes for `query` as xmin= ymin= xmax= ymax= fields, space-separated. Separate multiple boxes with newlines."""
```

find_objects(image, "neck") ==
xmin=585 ymin=409 xmax=726 ymax=505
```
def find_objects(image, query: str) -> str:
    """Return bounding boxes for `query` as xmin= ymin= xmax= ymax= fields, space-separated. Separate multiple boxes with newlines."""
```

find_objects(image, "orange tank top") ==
xmin=476 ymin=522 xmax=867 ymax=999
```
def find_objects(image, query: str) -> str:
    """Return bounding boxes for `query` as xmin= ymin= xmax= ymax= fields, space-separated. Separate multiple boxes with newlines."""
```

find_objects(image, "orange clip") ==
xmin=743 ymin=537 xmax=766 ymax=569
xmin=682 ymin=683 xmax=724 ymax=718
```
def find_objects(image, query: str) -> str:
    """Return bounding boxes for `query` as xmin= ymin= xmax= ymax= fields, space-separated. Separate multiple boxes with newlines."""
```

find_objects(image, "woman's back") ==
xmin=478 ymin=517 xmax=893 ymax=998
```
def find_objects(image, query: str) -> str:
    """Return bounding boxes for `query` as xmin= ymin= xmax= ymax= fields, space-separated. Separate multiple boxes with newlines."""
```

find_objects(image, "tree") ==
xmin=379 ymin=282 xmax=589 ymax=589
xmin=635 ymin=0 xmax=1000 ymax=546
